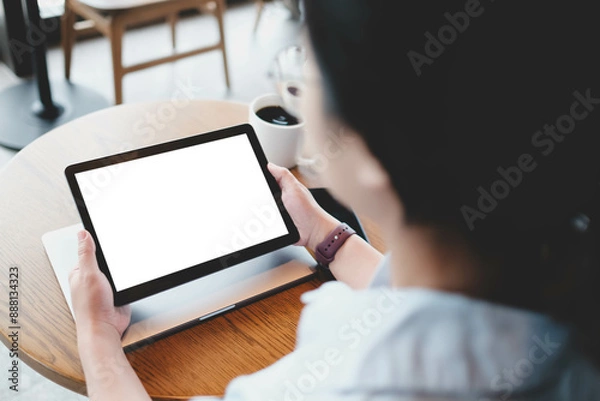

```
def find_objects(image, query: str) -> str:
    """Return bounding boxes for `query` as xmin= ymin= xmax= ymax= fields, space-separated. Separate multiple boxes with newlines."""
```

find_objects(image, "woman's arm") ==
xmin=322 ymin=227 xmax=384 ymax=289
xmin=77 ymin=324 xmax=151 ymax=401
xmin=268 ymin=163 xmax=383 ymax=289
xmin=69 ymin=230 xmax=152 ymax=401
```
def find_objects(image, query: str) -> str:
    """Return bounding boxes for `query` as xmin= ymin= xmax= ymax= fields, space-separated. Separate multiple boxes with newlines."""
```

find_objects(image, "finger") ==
xmin=267 ymin=162 xmax=284 ymax=182
xmin=77 ymin=230 xmax=98 ymax=273
xmin=268 ymin=162 xmax=295 ymax=187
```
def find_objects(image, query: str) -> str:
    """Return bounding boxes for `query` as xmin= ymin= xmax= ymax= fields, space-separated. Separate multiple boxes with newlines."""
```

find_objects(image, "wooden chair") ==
xmin=253 ymin=0 xmax=266 ymax=32
xmin=61 ymin=0 xmax=231 ymax=104
xmin=254 ymin=0 xmax=301 ymax=33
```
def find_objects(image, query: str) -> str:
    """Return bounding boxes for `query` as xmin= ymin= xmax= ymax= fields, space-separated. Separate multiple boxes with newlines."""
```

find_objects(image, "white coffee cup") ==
xmin=249 ymin=93 xmax=305 ymax=169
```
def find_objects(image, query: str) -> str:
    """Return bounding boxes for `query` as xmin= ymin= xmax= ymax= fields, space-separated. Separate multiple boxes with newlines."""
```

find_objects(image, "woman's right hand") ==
xmin=268 ymin=163 xmax=340 ymax=252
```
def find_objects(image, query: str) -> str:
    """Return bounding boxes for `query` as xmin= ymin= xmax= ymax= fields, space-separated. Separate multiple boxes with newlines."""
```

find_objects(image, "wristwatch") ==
xmin=315 ymin=223 xmax=356 ymax=268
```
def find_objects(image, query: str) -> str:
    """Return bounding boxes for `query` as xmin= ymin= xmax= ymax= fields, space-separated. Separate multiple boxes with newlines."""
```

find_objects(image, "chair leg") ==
xmin=61 ymin=3 xmax=76 ymax=80
xmin=110 ymin=17 xmax=125 ymax=104
xmin=215 ymin=0 xmax=230 ymax=88
xmin=253 ymin=0 xmax=264 ymax=33
xmin=168 ymin=13 xmax=178 ymax=49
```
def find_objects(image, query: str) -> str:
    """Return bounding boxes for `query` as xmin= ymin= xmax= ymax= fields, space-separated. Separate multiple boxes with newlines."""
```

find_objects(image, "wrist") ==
xmin=314 ymin=223 xmax=357 ymax=268
xmin=77 ymin=324 xmax=124 ymax=374
xmin=77 ymin=321 xmax=122 ymax=348
xmin=308 ymin=214 xmax=340 ymax=252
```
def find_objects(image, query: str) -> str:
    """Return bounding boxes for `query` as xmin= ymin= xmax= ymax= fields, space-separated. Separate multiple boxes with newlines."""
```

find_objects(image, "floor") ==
xmin=0 ymin=1 xmax=302 ymax=399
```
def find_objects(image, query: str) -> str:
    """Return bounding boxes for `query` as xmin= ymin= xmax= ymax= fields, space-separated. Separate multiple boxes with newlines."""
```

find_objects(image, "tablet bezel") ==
xmin=65 ymin=123 xmax=300 ymax=306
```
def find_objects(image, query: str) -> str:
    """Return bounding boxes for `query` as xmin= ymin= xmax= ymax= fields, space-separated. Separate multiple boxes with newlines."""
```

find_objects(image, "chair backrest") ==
xmin=76 ymin=0 xmax=177 ymax=12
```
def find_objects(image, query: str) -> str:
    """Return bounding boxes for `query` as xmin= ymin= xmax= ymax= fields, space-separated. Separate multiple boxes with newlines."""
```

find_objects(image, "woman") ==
xmin=69 ymin=0 xmax=600 ymax=399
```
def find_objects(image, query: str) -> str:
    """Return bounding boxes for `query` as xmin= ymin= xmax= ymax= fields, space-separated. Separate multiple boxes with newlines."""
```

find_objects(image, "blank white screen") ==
xmin=75 ymin=134 xmax=289 ymax=291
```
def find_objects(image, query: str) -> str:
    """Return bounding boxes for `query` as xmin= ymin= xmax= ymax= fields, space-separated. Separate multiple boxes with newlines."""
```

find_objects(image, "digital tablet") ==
xmin=65 ymin=123 xmax=299 ymax=306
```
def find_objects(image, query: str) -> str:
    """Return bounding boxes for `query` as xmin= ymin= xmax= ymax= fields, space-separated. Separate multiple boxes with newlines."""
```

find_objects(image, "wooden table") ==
xmin=0 ymin=99 xmax=384 ymax=400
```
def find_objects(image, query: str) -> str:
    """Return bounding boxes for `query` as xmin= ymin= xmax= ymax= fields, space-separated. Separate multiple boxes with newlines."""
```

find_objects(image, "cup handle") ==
xmin=295 ymin=130 xmax=317 ymax=176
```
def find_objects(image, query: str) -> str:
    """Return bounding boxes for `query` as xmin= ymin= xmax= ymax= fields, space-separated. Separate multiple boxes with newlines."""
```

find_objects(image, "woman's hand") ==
xmin=68 ymin=230 xmax=151 ymax=401
xmin=69 ymin=230 xmax=131 ymax=337
xmin=268 ymin=163 xmax=340 ymax=251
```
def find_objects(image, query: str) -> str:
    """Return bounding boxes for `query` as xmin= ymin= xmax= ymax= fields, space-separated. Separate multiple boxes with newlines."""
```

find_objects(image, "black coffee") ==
xmin=256 ymin=106 xmax=299 ymax=126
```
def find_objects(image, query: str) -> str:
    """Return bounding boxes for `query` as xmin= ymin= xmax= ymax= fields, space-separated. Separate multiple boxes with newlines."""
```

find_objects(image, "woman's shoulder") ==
xmin=296 ymin=280 xmax=600 ymax=400
xmin=298 ymin=277 xmax=554 ymax=335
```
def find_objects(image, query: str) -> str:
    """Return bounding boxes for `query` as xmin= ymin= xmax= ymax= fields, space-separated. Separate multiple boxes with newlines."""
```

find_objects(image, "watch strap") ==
xmin=315 ymin=223 xmax=356 ymax=267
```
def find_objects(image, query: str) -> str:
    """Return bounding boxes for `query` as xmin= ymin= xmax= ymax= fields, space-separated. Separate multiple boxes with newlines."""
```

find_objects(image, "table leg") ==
xmin=0 ymin=0 xmax=109 ymax=151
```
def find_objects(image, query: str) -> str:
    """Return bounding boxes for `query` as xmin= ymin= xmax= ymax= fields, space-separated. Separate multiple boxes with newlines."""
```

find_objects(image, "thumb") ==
xmin=267 ymin=162 xmax=284 ymax=181
xmin=268 ymin=162 xmax=294 ymax=187
xmin=77 ymin=230 xmax=98 ymax=272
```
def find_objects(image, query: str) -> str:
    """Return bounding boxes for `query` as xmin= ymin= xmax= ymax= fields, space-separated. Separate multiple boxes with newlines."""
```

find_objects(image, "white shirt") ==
xmin=192 ymin=254 xmax=600 ymax=400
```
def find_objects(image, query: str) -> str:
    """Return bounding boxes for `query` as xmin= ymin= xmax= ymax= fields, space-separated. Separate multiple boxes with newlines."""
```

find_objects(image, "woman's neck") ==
xmin=385 ymin=223 xmax=487 ymax=298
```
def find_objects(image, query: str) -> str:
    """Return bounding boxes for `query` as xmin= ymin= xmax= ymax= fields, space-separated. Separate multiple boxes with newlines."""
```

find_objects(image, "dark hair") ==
xmin=304 ymin=0 xmax=600 ymax=367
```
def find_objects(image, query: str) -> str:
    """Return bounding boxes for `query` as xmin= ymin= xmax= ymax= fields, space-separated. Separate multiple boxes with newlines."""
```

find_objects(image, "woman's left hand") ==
xmin=69 ymin=230 xmax=131 ymax=337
